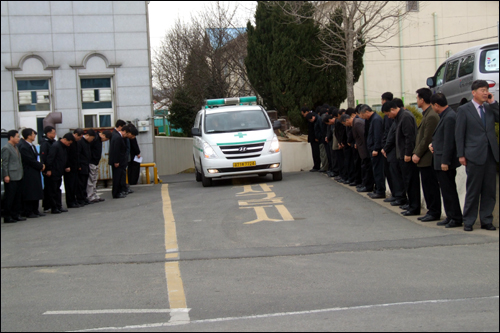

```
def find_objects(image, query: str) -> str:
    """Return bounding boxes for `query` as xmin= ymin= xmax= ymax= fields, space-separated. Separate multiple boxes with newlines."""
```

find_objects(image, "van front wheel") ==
xmin=200 ymin=162 xmax=212 ymax=187
xmin=272 ymin=171 xmax=282 ymax=181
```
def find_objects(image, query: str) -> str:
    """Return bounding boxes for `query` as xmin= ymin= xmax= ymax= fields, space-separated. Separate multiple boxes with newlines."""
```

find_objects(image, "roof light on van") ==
xmin=205 ymin=96 xmax=257 ymax=107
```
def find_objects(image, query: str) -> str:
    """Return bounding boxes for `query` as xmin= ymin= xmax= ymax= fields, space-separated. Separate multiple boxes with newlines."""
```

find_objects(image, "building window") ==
xmin=81 ymin=78 xmax=113 ymax=128
xmin=407 ymin=1 xmax=419 ymax=12
xmin=17 ymin=79 xmax=51 ymax=112
xmin=81 ymin=78 xmax=112 ymax=109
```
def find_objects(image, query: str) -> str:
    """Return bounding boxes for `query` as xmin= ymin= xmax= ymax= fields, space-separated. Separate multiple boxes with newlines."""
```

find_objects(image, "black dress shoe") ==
xmin=127 ymin=189 xmax=134 ymax=194
xmin=357 ymin=187 xmax=372 ymax=193
xmin=464 ymin=225 xmax=473 ymax=232
xmin=419 ymin=214 xmax=440 ymax=222
xmin=68 ymin=204 xmax=80 ymax=208
xmin=390 ymin=200 xmax=406 ymax=206
xmin=4 ymin=217 xmax=17 ymax=223
xmin=309 ymin=168 xmax=320 ymax=172
xmin=481 ymin=224 xmax=496 ymax=231
xmin=51 ymin=209 xmax=62 ymax=214
xmin=114 ymin=193 xmax=126 ymax=199
xmin=13 ymin=216 xmax=27 ymax=221
xmin=384 ymin=197 xmax=397 ymax=203
xmin=26 ymin=213 xmax=39 ymax=218
xmin=437 ymin=218 xmax=451 ymax=226
xmin=36 ymin=212 xmax=46 ymax=217
xmin=401 ymin=211 xmax=419 ymax=216
xmin=400 ymin=204 xmax=410 ymax=210
xmin=349 ymin=182 xmax=357 ymax=186
xmin=369 ymin=193 xmax=386 ymax=199
xmin=445 ymin=220 xmax=463 ymax=228
xmin=334 ymin=176 xmax=342 ymax=181
xmin=60 ymin=208 xmax=68 ymax=212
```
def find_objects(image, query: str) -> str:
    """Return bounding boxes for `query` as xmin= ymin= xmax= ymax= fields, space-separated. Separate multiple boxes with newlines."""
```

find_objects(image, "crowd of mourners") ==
xmin=302 ymin=80 xmax=499 ymax=232
xmin=2 ymin=119 xmax=141 ymax=223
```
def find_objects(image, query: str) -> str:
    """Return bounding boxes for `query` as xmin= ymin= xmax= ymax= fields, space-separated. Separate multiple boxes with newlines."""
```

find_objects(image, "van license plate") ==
xmin=233 ymin=161 xmax=256 ymax=168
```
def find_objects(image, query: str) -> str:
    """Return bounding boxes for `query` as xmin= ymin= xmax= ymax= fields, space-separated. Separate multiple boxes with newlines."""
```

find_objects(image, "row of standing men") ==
xmin=1 ymin=119 xmax=141 ymax=223
xmin=302 ymin=80 xmax=499 ymax=232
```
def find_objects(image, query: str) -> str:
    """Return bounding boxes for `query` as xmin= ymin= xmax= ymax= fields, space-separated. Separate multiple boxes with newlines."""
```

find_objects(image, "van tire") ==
xmin=200 ymin=161 xmax=212 ymax=187
xmin=195 ymin=169 xmax=202 ymax=182
xmin=272 ymin=171 xmax=283 ymax=181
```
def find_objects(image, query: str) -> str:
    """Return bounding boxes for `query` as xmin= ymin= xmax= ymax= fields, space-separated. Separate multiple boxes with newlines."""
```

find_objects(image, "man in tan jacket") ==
xmin=412 ymin=88 xmax=441 ymax=222
xmin=1 ymin=130 xmax=25 ymax=223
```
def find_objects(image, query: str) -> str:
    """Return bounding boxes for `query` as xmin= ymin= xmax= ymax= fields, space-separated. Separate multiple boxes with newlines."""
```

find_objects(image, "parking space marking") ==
xmin=235 ymin=184 xmax=294 ymax=224
xmin=161 ymin=184 xmax=190 ymax=323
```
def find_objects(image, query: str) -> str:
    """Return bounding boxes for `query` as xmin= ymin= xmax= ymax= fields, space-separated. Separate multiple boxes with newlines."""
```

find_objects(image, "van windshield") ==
xmin=481 ymin=49 xmax=499 ymax=73
xmin=205 ymin=110 xmax=270 ymax=134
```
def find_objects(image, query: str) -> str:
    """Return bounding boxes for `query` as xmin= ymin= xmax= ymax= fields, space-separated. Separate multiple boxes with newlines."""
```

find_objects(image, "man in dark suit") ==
xmin=301 ymin=107 xmax=321 ymax=172
xmin=64 ymin=128 xmax=83 ymax=208
xmin=359 ymin=105 xmax=386 ymax=199
xmin=412 ymin=88 xmax=441 ymax=222
xmin=127 ymin=126 xmax=141 ymax=185
xmin=2 ymin=130 xmax=25 ymax=223
xmin=109 ymin=126 xmax=128 ymax=198
xmin=40 ymin=126 xmax=56 ymax=212
xmin=87 ymin=130 xmax=112 ymax=203
xmin=455 ymin=80 xmax=499 ymax=231
xmin=45 ymin=133 xmax=74 ymax=214
xmin=18 ymin=128 xmax=45 ymax=218
xmin=430 ymin=93 xmax=462 ymax=228
xmin=76 ymin=129 xmax=96 ymax=205
xmin=382 ymin=101 xmax=420 ymax=216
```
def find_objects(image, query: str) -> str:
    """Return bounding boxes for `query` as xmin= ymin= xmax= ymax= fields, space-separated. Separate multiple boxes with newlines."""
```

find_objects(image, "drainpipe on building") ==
xmin=399 ymin=13 xmax=405 ymax=105
xmin=434 ymin=13 xmax=439 ymax=70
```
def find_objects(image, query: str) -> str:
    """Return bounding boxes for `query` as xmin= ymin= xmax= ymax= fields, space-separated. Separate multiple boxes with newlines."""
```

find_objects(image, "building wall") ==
xmin=345 ymin=1 xmax=499 ymax=108
xmin=1 ymin=1 xmax=155 ymax=162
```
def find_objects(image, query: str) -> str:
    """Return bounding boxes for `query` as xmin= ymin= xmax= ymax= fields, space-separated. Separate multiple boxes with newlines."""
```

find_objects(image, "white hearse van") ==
xmin=426 ymin=43 xmax=498 ymax=110
xmin=192 ymin=96 xmax=283 ymax=187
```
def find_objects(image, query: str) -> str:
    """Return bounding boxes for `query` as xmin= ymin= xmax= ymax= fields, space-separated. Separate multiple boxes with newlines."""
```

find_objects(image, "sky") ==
xmin=147 ymin=1 xmax=257 ymax=54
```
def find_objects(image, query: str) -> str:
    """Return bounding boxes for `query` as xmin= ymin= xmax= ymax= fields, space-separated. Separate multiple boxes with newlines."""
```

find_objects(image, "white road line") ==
xmin=66 ymin=295 xmax=499 ymax=332
xmin=44 ymin=308 xmax=190 ymax=315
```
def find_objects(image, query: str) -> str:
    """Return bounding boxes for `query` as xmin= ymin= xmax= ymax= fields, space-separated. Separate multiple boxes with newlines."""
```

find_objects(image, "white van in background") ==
xmin=426 ymin=43 xmax=498 ymax=110
xmin=192 ymin=96 xmax=283 ymax=187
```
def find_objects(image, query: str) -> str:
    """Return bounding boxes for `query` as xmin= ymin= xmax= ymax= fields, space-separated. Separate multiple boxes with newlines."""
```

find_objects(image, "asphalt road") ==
xmin=1 ymin=172 xmax=499 ymax=332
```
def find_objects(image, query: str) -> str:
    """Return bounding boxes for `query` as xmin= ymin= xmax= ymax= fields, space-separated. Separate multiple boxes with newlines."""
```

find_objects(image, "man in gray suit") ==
xmin=455 ymin=80 xmax=499 ymax=231
xmin=1 ymin=130 xmax=26 ymax=223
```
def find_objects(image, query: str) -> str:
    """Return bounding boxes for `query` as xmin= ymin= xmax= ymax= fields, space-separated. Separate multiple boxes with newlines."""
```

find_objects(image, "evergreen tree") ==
xmin=246 ymin=2 xmax=364 ymax=125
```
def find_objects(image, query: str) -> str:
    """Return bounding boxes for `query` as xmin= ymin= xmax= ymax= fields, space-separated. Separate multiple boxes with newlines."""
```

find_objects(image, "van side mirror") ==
xmin=426 ymin=77 xmax=435 ymax=88
xmin=192 ymin=128 xmax=201 ymax=137
xmin=273 ymin=120 xmax=282 ymax=130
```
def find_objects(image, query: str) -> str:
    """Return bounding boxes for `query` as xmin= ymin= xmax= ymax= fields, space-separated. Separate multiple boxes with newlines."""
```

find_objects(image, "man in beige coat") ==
xmin=1 ymin=130 xmax=25 ymax=223
xmin=412 ymin=88 xmax=441 ymax=222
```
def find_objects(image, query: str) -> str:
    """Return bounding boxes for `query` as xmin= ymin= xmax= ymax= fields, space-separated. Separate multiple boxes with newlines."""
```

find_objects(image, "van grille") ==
xmin=219 ymin=142 xmax=265 ymax=158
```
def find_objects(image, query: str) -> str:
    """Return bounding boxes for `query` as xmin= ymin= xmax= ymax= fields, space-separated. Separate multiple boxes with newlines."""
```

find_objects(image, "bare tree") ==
xmin=152 ymin=1 xmax=253 ymax=109
xmin=276 ymin=1 xmax=412 ymax=107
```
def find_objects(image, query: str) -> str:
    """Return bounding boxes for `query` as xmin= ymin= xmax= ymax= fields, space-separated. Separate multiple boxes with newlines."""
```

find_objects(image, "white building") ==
xmin=1 ymin=1 xmax=155 ymax=162
xmin=345 ymin=1 xmax=499 ymax=109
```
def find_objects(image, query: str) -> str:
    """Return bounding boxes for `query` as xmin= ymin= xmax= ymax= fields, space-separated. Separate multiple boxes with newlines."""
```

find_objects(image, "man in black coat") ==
xmin=64 ymin=128 xmax=83 ymax=208
xmin=455 ymin=80 xmax=499 ymax=231
xmin=301 ymin=107 xmax=321 ymax=172
xmin=360 ymin=105 xmax=386 ymax=199
xmin=109 ymin=126 xmax=128 ymax=198
xmin=18 ymin=128 xmax=45 ymax=218
xmin=40 ymin=126 xmax=56 ymax=212
xmin=430 ymin=93 xmax=462 ymax=228
xmin=46 ymin=133 xmax=74 ymax=214
xmin=127 ymin=126 xmax=141 ymax=185
xmin=382 ymin=100 xmax=420 ymax=216
xmin=76 ymin=129 xmax=96 ymax=205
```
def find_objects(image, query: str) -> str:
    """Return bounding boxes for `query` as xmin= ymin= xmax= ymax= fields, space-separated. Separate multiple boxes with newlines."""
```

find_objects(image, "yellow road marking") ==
xmin=275 ymin=204 xmax=294 ymax=221
xmin=161 ymin=184 xmax=188 ymax=313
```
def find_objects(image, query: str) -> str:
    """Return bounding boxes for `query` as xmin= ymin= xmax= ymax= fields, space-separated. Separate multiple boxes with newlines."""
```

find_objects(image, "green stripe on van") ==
xmin=216 ymin=139 xmax=267 ymax=146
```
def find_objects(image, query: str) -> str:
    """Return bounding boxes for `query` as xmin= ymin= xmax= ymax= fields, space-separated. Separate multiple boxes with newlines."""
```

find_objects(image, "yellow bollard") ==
xmin=140 ymin=163 xmax=157 ymax=185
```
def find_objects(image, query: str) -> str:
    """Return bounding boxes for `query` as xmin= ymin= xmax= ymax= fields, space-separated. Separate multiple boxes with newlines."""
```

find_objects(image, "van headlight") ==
xmin=269 ymin=136 xmax=280 ymax=153
xmin=203 ymin=141 xmax=218 ymax=159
